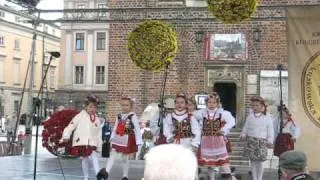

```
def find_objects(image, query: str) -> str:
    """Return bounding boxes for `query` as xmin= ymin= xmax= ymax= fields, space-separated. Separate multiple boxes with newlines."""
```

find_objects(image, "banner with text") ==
xmin=288 ymin=6 xmax=320 ymax=170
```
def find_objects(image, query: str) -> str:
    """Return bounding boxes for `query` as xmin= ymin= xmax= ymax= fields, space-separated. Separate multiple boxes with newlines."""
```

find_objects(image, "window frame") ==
xmin=95 ymin=65 xmax=105 ymax=85
xmin=96 ymin=32 xmax=106 ymax=51
xmin=74 ymin=65 xmax=85 ymax=84
xmin=74 ymin=32 xmax=85 ymax=51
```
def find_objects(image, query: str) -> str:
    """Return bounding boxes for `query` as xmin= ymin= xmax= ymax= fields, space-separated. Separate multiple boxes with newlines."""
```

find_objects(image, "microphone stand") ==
xmin=277 ymin=64 xmax=284 ymax=180
xmin=33 ymin=54 xmax=57 ymax=180
xmin=158 ymin=65 xmax=169 ymax=137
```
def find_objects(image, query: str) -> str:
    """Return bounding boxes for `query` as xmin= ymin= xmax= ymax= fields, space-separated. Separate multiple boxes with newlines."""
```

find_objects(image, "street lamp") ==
xmin=253 ymin=28 xmax=262 ymax=42
xmin=195 ymin=31 xmax=205 ymax=45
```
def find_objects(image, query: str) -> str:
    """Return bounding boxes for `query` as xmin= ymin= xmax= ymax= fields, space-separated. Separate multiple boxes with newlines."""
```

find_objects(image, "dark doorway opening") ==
xmin=213 ymin=82 xmax=237 ymax=119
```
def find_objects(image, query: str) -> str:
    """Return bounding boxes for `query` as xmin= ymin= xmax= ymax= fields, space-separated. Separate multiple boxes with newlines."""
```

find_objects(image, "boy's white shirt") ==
xmin=62 ymin=110 xmax=102 ymax=151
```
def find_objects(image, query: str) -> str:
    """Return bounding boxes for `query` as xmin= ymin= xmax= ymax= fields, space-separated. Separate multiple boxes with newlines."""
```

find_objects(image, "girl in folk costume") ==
xmin=274 ymin=104 xmax=301 ymax=156
xmin=240 ymin=96 xmax=274 ymax=180
xmin=187 ymin=97 xmax=199 ymax=117
xmin=99 ymin=96 xmax=142 ymax=180
xmin=197 ymin=92 xmax=236 ymax=180
xmin=61 ymin=95 xmax=104 ymax=180
xmin=163 ymin=93 xmax=201 ymax=151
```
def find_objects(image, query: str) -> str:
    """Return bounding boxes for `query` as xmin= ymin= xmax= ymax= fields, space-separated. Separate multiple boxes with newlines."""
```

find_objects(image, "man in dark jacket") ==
xmin=279 ymin=150 xmax=315 ymax=180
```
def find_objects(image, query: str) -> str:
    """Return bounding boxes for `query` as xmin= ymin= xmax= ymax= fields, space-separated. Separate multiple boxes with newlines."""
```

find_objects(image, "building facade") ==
xmin=106 ymin=0 xmax=315 ymax=124
xmin=55 ymin=0 xmax=109 ymax=114
xmin=0 ymin=2 xmax=60 ymax=119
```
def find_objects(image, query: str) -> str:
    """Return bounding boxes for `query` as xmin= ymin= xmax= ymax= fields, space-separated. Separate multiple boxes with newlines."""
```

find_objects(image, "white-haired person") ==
xmin=143 ymin=144 xmax=198 ymax=180
xmin=196 ymin=92 xmax=236 ymax=180
xmin=98 ymin=96 xmax=142 ymax=180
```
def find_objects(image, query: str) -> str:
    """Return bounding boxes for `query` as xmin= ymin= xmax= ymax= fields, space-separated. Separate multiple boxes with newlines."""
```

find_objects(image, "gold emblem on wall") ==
xmin=301 ymin=51 xmax=320 ymax=128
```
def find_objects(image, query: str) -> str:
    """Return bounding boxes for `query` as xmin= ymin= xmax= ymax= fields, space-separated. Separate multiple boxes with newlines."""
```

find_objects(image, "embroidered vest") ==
xmin=117 ymin=114 xmax=135 ymax=135
xmin=142 ymin=130 xmax=153 ymax=140
xmin=172 ymin=113 xmax=193 ymax=138
xmin=202 ymin=112 xmax=223 ymax=136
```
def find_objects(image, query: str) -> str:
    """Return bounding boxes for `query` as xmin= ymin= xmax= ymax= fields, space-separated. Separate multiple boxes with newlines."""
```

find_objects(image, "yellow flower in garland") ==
xmin=128 ymin=21 xmax=178 ymax=71
xmin=207 ymin=0 xmax=258 ymax=24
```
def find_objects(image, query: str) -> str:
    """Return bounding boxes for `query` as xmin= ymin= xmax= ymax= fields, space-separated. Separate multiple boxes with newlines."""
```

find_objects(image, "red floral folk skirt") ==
xmin=198 ymin=135 xmax=229 ymax=167
xmin=70 ymin=146 xmax=97 ymax=157
xmin=274 ymin=133 xmax=294 ymax=157
xmin=112 ymin=134 xmax=138 ymax=154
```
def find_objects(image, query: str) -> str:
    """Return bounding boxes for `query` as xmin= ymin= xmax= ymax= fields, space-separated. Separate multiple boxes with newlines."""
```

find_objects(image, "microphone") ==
xmin=47 ymin=51 xmax=60 ymax=58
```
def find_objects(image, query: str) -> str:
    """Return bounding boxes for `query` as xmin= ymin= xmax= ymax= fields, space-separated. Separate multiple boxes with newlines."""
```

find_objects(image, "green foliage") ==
xmin=128 ymin=21 xmax=178 ymax=71
xmin=207 ymin=0 xmax=258 ymax=24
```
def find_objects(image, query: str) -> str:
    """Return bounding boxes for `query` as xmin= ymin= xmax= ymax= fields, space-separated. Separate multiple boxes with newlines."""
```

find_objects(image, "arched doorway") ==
xmin=213 ymin=82 xmax=237 ymax=118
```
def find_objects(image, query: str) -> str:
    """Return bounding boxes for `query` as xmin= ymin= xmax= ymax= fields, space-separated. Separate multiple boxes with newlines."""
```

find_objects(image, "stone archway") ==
xmin=206 ymin=65 xmax=245 ymax=126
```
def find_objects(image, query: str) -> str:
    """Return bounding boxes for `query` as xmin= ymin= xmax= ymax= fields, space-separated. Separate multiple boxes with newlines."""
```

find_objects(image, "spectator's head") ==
xmin=143 ymin=144 xmax=197 ymax=180
xmin=280 ymin=150 xmax=308 ymax=180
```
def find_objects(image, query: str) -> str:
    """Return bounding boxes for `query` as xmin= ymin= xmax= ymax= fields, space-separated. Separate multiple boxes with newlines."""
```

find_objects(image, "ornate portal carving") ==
xmin=208 ymin=69 xmax=242 ymax=86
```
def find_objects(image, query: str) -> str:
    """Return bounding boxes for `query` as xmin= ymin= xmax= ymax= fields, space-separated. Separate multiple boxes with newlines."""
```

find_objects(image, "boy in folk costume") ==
xmin=274 ymin=104 xmax=301 ymax=157
xmin=240 ymin=96 xmax=274 ymax=180
xmin=99 ymin=96 xmax=142 ymax=180
xmin=61 ymin=95 xmax=104 ymax=180
xmin=163 ymin=93 xmax=201 ymax=151
xmin=196 ymin=93 xmax=236 ymax=180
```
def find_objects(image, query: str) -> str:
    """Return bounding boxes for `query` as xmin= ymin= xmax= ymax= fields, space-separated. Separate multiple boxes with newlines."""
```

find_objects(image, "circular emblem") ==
xmin=301 ymin=51 xmax=320 ymax=128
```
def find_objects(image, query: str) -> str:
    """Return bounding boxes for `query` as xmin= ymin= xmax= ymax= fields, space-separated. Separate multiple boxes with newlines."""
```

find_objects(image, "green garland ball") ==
xmin=207 ymin=0 xmax=258 ymax=24
xmin=128 ymin=21 xmax=178 ymax=71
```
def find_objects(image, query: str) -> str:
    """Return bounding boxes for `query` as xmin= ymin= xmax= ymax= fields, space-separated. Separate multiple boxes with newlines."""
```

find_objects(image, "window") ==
xmin=95 ymin=66 xmax=105 ymax=84
xmin=75 ymin=66 xmax=84 ymax=84
xmin=96 ymin=32 xmax=106 ymax=50
xmin=75 ymin=33 xmax=85 ymax=50
xmin=0 ymin=36 xmax=4 ymax=46
xmin=208 ymin=33 xmax=247 ymax=61
xmin=0 ymin=11 xmax=5 ymax=18
xmin=97 ymin=3 xmax=107 ymax=17
xmin=14 ymin=39 xmax=20 ymax=50
xmin=14 ymin=100 xmax=19 ymax=112
xmin=13 ymin=61 xmax=20 ymax=84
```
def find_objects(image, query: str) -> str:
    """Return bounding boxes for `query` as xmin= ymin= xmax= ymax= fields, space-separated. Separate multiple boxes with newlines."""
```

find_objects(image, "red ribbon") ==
xmin=116 ymin=122 xmax=126 ymax=136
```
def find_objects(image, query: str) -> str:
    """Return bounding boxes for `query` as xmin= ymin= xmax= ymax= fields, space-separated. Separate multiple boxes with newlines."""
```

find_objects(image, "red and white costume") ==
xmin=106 ymin=112 xmax=142 ymax=178
xmin=196 ymin=108 xmax=235 ymax=167
xmin=62 ymin=110 xmax=102 ymax=180
xmin=163 ymin=110 xmax=200 ymax=150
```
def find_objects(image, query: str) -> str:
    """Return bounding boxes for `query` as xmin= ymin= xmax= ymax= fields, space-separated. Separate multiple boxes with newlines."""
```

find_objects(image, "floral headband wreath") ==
xmin=175 ymin=93 xmax=188 ymax=103
xmin=205 ymin=92 xmax=221 ymax=104
xmin=120 ymin=95 xmax=136 ymax=106
xmin=84 ymin=94 xmax=100 ymax=106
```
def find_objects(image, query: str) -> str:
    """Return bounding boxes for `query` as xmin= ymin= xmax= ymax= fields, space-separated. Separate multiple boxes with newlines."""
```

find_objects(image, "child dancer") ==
xmin=99 ymin=96 xmax=142 ymax=180
xmin=274 ymin=104 xmax=301 ymax=156
xmin=240 ymin=96 xmax=274 ymax=180
xmin=163 ymin=93 xmax=200 ymax=151
xmin=61 ymin=95 xmax=104 ymax=180
xmin=196 ymin=92 xmax=235 ymax=180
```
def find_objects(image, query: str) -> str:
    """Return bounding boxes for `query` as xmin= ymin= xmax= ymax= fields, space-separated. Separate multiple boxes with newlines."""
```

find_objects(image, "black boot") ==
xmin=97 ymin=168 xmax=108 ymax=180
xmin=122 ymin=177 xmax=128 ymax=180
